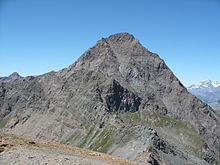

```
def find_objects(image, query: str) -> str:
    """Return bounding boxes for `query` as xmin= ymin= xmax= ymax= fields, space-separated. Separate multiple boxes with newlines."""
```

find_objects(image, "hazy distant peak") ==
xmin=188 ymin=80 xmax=220 ymax=90
xmin=9 ymin=72 xmax=21 ymax=78
xmin=0 ymin=72 xmax=22 ymax=83
xmin=188 ymin=80 xmax=220 ymax=104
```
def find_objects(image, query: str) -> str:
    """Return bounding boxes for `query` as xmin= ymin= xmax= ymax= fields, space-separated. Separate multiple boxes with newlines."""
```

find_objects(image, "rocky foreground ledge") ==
xmin=0 ymin=133 xmax=151 ymax=165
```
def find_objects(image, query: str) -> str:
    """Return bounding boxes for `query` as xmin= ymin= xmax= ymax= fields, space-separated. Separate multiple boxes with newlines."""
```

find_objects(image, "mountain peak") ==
xmin=188 ymin=80 xmax=220 ymax=90
xmin=107 ymin=32 xmax=135 ymax=43
xmin=188 ymin=80 xmax=220 ymax=103
xmin=94 ymin=32 xmax=137 ymax=48
xmin=73 ymin=32 xmax=152 ymax=73
xmin=9 ymin=72 xmax=21 ymax=78
xmin=0 ymin=72 xmax=22 ymax=83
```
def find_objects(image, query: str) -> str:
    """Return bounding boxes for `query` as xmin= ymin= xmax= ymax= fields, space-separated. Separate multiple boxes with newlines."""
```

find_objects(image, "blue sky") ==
xmin=0 ymin=0 xmax=220 ymax=86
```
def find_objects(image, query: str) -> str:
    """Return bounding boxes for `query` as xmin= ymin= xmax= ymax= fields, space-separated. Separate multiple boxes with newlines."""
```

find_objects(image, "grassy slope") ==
xmin=62 ymin=110 xmax=207 ymax=160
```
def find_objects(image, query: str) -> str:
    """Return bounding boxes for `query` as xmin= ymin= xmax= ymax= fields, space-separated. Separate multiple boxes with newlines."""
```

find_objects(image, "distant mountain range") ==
xmin=187 ymin=80 xmax=220 ymax=104
xmin=188 ymin=80 xmax=220 ymax=90
xmin=0 ymin=72 xmax=22 ymax=83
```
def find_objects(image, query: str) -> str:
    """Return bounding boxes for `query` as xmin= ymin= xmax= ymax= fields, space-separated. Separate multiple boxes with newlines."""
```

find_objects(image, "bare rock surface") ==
xmin=1 ymin=148 xmax=116 ymax=165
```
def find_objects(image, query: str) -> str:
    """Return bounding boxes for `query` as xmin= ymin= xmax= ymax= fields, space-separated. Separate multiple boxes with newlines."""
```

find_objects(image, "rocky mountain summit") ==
xmin=0 ymin=33 xmax=220 ymax=165
xmin=0 ymin=72 xmax=22 ymax=83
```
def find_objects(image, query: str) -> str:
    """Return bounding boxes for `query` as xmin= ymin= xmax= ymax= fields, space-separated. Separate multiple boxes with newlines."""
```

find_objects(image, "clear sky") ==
xmin=0 ymin=0 xmax=220 ymax=86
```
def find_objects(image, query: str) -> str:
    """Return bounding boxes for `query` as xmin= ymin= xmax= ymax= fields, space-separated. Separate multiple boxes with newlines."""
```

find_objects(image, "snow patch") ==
xmin=188 ymin=80 xmax=220 ymax=90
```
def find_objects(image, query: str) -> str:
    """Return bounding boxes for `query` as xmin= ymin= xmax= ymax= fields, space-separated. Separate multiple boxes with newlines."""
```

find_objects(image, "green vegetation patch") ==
xmin=89 ymin=129 xmax=115 ymax=153
xmin=72 ymin=125 xmax=116 ymax=153
xmin=88 ymin=129 xmax=101 ymax=144
xmin=63 ymin=112 xmax=69 ymax=117
xmin=148 ymin=112 xmax=206 ymax=157
xmin=0 ymin=117 xmax=9 ymax=128
xmin=116 ymin=110 xmax=188 ymax=129
xmin=61 ymin=130 xmax=82 ymax=144
xmin=116 ymin=110 xmax=206 ymax=158
xmin=149 ymin=112 xmax=188 ymax=129
xmin=116 ymin=110 xmax=149 ymax=125
xmin=78 ymin=125 xmax=95 ymax=148
xmin=187 ymin=131 xmax=205 ymax=151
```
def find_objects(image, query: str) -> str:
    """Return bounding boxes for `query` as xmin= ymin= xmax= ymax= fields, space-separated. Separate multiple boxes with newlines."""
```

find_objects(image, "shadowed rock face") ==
xmin=0 ymin=33 xmax=219 ymax=165
xmin=105 ymin=80 xmax=142 ymax=113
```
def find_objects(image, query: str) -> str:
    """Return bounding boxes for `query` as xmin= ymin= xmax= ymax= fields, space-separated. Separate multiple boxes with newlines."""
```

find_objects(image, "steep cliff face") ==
xmin=0 ymin=33 xmax=219 ymax=165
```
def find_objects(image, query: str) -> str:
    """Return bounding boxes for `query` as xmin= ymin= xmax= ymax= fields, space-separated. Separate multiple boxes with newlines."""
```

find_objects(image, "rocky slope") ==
xmin=0 ymin=33 xmax=220 ymax=165
xmin=0 ymin=72 xmax=22 ymax=83
xmin=0 ymin=133 xmax=146 ymax=165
